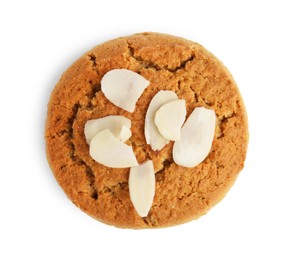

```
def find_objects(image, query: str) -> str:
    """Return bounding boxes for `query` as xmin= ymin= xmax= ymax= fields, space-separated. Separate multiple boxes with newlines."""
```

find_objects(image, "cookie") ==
xmin=45 ymin=32 xmax=248 ymax=228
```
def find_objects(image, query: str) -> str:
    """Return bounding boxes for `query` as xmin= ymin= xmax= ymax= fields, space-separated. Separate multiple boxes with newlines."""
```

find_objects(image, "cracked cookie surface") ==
xmin=45 ymin=32 xmax=248 ymax=228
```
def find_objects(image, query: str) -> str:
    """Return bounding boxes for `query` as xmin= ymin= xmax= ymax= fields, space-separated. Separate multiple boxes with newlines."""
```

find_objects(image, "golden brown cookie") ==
xmin=45 ymin=32 xmax=248 ymax=228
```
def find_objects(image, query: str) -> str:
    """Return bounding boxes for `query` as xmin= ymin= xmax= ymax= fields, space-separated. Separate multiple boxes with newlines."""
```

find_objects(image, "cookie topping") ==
xmin=145 ymin=90 xmax=178 ymax=151
xmin=89 ymin=129 xmax=138 ymax=168
xmin=120 ymin=125 xmax=132 ymax=142
xmin=101 ymin=69 xmax=149 ymax=113
xmin=129 ymin=160 xmax=155 ymax=217
xmin=155 ymin=99 xmax=186 ymax=141
xmin=84 ymin=115 xmax=131 ymax=144
xmin=86 ymin=70 xmax=216 ymax=217
xmin=173 ymin=107 xmax=216 ymax=167
xmin=86 ymin=72 xmax=216 ymax=217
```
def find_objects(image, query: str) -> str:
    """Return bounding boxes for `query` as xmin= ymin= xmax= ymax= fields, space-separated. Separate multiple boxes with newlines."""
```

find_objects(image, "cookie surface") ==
xmin=45 ymin=32 xmax=248 ymax=228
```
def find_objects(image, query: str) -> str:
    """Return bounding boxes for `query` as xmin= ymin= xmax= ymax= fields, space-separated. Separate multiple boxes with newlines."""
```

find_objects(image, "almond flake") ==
xmin=173 ymin=107 xmax=216 ymax=167
xmin=155 ymin=99 xmax=186 ymax=141
xmin=90 ymin=129 xmax=138 ymax=168
xmin=144 ymin=90 xmax=178 ymax=151
xmin=101 ymin=69 xmax=149 ymax=112
xmin=84 ymin=115 xmax=131 ymax=144
xmin=129 ymin=160 xmax=155 ymax=217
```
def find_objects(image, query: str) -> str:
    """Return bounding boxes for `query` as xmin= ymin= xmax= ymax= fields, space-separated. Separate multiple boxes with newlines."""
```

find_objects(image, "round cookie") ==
xmin=45 ymin=32 xmax=248 ymax=228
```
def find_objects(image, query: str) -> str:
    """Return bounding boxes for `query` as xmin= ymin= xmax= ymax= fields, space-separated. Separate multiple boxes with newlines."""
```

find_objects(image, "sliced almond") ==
xmin=145 ymin=90 xmax=178 ymax=151
xmin=119 ymin=125 xmax=132 ymax=142
xmin=155 ymin=99 xmax=186 ymax=141
xmin=101 ymin=69 xmax=149 ymax=112
xmin=90 ymin=129 xmax=138 ymax=168
xmin=84 ymin=115 xmax=131 ymax=144
xmin=173 ymin=107 xmax=216 ymax=167
xmin=129 ymin=160 xmax=155 ymax=217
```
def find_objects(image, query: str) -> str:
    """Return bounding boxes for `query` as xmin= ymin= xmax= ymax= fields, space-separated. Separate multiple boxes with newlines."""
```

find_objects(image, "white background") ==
xmin=1 ymin=0 xmax=297 ymax=259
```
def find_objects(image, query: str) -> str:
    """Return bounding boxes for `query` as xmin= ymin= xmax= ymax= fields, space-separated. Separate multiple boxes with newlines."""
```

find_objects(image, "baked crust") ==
xmin=45 ymin=32 xmax=249 ymax=228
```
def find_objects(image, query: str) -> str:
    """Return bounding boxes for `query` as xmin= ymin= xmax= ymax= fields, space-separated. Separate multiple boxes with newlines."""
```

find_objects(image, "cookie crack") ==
xmin=155 ymin=159 xmax=172 ymax=183
xmin=216 ymin=113 xmax=236 ymax=139
xmin=168 ymin=53 xmax=195 ymax=73
xmin=189 ymin=85 xmax=200 ymax=103
xmin=126 ymin=41 xmax=195 ymax=73
xmin=67 ymin=102 xmax=98 ymax=200
xmin=188 ymin=82 xmax=237 ymax=140
xmin=85 ymin=80 xmax=101 ymax=110
xmin=188 ymin=76 xmax=210 ymax=105
xmin=88 ymin=53 xmax=98 ymax=69
xmin=199 ymin=94 xmax=212 ymax=107
xmin=127 ymin=41 xmax=161 ymax=71
xmin=100 ymin=182 xmax=128 ymax=195
xmin=85 ymin=53 xmax=102 ymax=110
